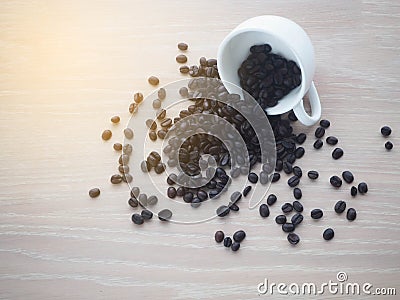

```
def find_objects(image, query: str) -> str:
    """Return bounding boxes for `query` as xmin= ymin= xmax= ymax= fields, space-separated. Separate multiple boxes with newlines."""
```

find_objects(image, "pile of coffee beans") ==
xmin=215 ymin=230 xmax=246 ymax=251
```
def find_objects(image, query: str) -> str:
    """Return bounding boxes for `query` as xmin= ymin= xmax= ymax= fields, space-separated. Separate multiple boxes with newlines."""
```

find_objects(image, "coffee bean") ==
xmin=123 ymin=144 xmax=133 ymax=155
xmin=217 ymin=205 xmax=230 ymax=217
xmin=147 ymin=195 xmax=158 ymax=205
xmin=231 ymin=242 xmax=240 ymax=251
xmin=288 ymin=111 xmax=298 ymax=121
xmin=156 ymin=108 xmax=166 ymax=120
xmin=311 ymin=209 xmax=323 ymax=219
xmin=293 ymin=200 xmax=303 ymax=212
xmin=124 ymin=128 xmax=134 ymax=140
xmin=296 ymin=133 xmax=306 ymax=144
xmin=282 ymin=223 xmax=295 ymax=232
xmin=287 ymin=233 xmax=300 ymax=245
xmin=131 ymin=187 xmax=140 ymax=198
xmin=346 ymin=208 xmax=357 ymax=221
xmin=191 ymin=198 xmax=201 ymax=208
xmin=351 ymin=186 xmax=357 ymax=197
xmin=229 ymin=203 xmax=239 ymax=211
xmin=319 ymin=119 xmax=330 ymax=128
xmin=342 ymin=171 xmax=354 ymax=184
xmin=102 ymin=130 xmax=112 ymax=141
xmin=233 ymin=230 xmax=246 ymax=242
xmin=179 ymin=65 xmax=189 ymax=74
xmin=89 ymin=188 xmax=100 ymax=198
xmin=128 ymin=197 xmax=138 ymax=208
xmin=167 ymin=187 xmax=177 ymax=198
xmin=381 ymin=125 xmax=392 ymax=136
xmin=385 ymin=141 xmax=393 ymax=150
xmin=334 ymin=200 xmax=346 ymax=214
xmin=178 ymin=42 xmax=188 ymax=51
xmin=288 ymin=175 xmax=300 ymax=187
xmin=215 ymin=230 xmax=224 ymax=243
xmin=267 ymin=194 xmax=277 ymax=206
xmin=148 ymin=76 xmax=159 ymax=86
xmin=141 ymin=160 xmax=150 ymax=172
xmin=323 ymin=228 xmax=334 ymax=240
xmin=111 ymin=115 xmax=120 ymax=123
xmin=157 ymin=87 xmax=166 ymax=100
xmin=131 ymin=213 xmax=144 ymax=225
xmin=158 ymin=209 xmax=173 ymax=221
xmin=294 ymin=147 xmax=305 ymax=158
xmin=176 ymin=54 xmax=187 ymax=63
xmin=259 ymin=204 xmax=270 ymax=218
xmin=197 ymin=190 xmax=208 ymax=201
xmin=138 ymin=194 xmax=148 ymax=207
xmin=179 ymin=87 xmax=189 ymax=97
xmin=332 ymin=148 xmax=344 ymax=159
xmin=292 ymin=166 xmax=302 ymax=178
xmin=146 ymin=119 xmax=157 ymax=130
xmin=122 ymin=174 xmax=133 ymax=183
xmin=129 ymin=102 xmax=138 ymax=114
xmin=141 ymin=209 xmax=153 ymax=220
xmin=223 ymin=237 xmax=232 ymax=247
xmin=293 ymin=188 xmax=302 ymax=200
xmin=113 ymin=143 xmax=122 ymax=151
xmin=315 ymin=127 xmax=325 ymax=138
xmin=161 ymin=118 xmax=172 ymax=128
xmin=281 ymin=202 xmax=293 ymax=213
xmin=326 ymin=136 xmax=338 ymax=145
xmin=149 ymin=131 xmax=157 ymax=141
xmin=275 ymin=215 xmax=287 ymax=224
xmin=152 ymin=99 xmax=162 ymax=110
xmin=313 ymin=139 xmax=323 ymax=149
xmin=308 ymin=170 xmax=319 ymax=179
xmin=243 ymin=186 xmax=252 ymax=197
xmin=119 ymin=154 xmax=129 ymax=165
xmin=275 ymin=160 xmax=283 ymax=171
xmin=358 ymin=182 xmax=368 ymax=194
xmin=110 ymin=174 xmax=122 ymax=184
xmin=283 ymin=161 xmax=293 ymax=174
xmin=134 ymin=92 xmax=144 ymax=103
xmin=291 ymin=213 xmax=303 ymax=226
xmin=248 ymin=172 xmax=258 ymax=184
xmin=230 ymin=191 xmax=242 ymax=203
xmin=330 ymin=175 xmax=343 ymax=188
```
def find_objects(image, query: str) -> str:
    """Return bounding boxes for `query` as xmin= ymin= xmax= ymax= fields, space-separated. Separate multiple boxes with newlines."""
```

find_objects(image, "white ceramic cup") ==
xmin=217 ymin=15 xmax=321 ymax=126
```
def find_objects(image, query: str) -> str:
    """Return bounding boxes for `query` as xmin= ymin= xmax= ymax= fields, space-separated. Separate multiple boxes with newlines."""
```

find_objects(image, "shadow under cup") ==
xmin=218 ymin=29 xmax=307 ymax=115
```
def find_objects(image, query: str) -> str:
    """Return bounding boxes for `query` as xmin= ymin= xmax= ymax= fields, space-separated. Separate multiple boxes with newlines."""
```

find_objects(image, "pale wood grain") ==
xmin=1 ymin=0 xmax=400 ymax=299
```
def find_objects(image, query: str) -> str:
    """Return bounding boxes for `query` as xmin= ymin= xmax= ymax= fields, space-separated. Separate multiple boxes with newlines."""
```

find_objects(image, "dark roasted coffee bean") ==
xmin=315 ymin=127 xmax=325 ymax=138
xmin=191 ymin=198 xmax=201 ymax=208
xmin=358 ymin=182 xmax=368 ymax=194
xmin=311 ymin=209 xmax=323 ymax=219
xmin=101 ymin=130 xmax=112 ymax=141
xmin=131 ymin=213 xmax=144 ymax=225
xmin=351 ymin=186 xmax=357 ymax=197
xmin=138 ymin=194 xmax=148 ymax=207
xmin=231 ymin=242 xmax=240 ymax=251
xmin=215 ymin=230 xmax=224 ymax=243
xmin=288 ymin=175 xmax=300 ymax=187
xmin=197 ymin=190 xmax=208 ymax=201
xmin=288 ymin=111 xmax=298 ymax=121
xmin=259 ymin=204 xmax=270 ymax=218
xmin=330 ymin=175 xmax=343 ymax=188
xmin=281 ymin=202 xmax=293 ymax=213
xmin=233 ymin=230 xmax=246 ymax=243
xmin=154 ymin=163 xmax=165 ymax=174
xmin=283 ymin=161 xmax=293 ymax=174
xmin=342 ymin=171 xmax=354 ymax=184
xmin=223 ymin=237 xmax=232 ymax=247
xmin=229 ymin=203 xmax=239 ymax=211
xmin=128 ymin=197 xmax=138 ymax=208
xmin=296 ymin=133 xmax=306 ymax=144
xmin=267 ymin=194 xmax=277 ymax=206
xmin=320 ymin=119 xmax=330 ymax=128
xmin=313 ymin=139 xmax=323 ymax=149
xmin=110 ymin=174 xmax=123 ymax=184
xmin=292 ymin=166 xmax=302 ymax=178
xmin=176 ymin=54 xmax=187 ymax=63
xmin=217 ymin=205 xmax=230 ymax=217
xmin=179 ymin=65 xmax=189 ymax=74
xmin=275 ymin=215 xmax=287 ymax=224
xmin=178 ymin=42 xmax=188 ymax=51
xmin=334 ymin=200 xmax=346 ymax=214
xmin=167 ymin=173 xmax=177 ymax=185
xmin=294 ymin=147 xmax=305 ymax=159
xmin=381 ymin=125 xmax=392 ymax=136
xmin=291 ymin=187 xmax=302 ymax=199
xmin=183 ymin=192 xmax=193 ymax=203
xmin=287 ymin=233 xmax=300 ymax=245
xmin=332 ymin=148 xmax=344 ymax=159
xmin=158 ymin=209 xmax=172 ymax=221
xmin=291 ymin=213 xmax=303 ymax=226
xmin=230 ymin=191 xmax=242 ymax=203
xmin=148 ymin=76 xmax=159 ymax=86
xmin=248 ymin=172 xmax=258 ymax=184
xmin=293 ymin=200 xmax=303 ymax=212
xmin=89 ymin=188 xmax=100 ymax=198
xmin=308 ymin=170 xmax=319 ymax=180
xmin=326 ymin=136 xmax=338 ymax=145
xmin=323 ymin=228 xmax=334 ymax=240
xmin=259 ymin=171 xmax=269 ymax=185
xmin=385 ymin=141 xmax=393 ymax=150
xmin=346 ymin=208 xmax=357 ymax=221
xmin=275 ymin=159 xmax=283 ymax=171
xmin=286 ymin=154 xmax=296 ymax=164
xmin=167 ymin=187 xmax=177 ymax=198
xmin=141 ymin=209 xmax=153 ymax=220
xmin=272 ymin=172 xmax=280 ymax=182
xmin=147 ymin=195 xmax=158 ymax=206
xmin=262 ymin=162 xmax=274 ymax=173
xmin=282 ymin=223 xmax=295 ymax=232
xmin=243 ymin=186 xmax=251 ymax=197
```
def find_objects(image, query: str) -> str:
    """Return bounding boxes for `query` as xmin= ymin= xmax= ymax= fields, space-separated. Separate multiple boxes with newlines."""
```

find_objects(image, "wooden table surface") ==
xmin=1 ymin=1 xmax=399 ymax=299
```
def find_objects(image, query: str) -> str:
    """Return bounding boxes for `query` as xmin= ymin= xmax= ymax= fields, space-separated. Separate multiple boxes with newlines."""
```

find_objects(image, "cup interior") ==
xmin=218 ymin=29 xmax=305 ymax=115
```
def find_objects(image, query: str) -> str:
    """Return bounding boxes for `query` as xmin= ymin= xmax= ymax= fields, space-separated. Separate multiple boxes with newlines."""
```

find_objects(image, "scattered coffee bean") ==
xmin=122 ymin=174 xmax=133 ymax=183
xmin=259 ymin=171 xmax=269 ymax=184
xmin=330 ymin=175 xmax=343 ymax=188
xmin=283 ymin=161 xmax=293 ymax=174
xmin=123 ymin=144 xmax=133 ymax=155
xmin=295 ymin=147 xmax=305 ymax=158
xmin=326 ymin=136 xmax=338 ymax=145
xmin=288 ymin=111 xmax=298 ymax=121
xmin=385 ymin=141 xmax=393 ymax=150
xmin=334 ymin=200 xmax=346 ymax=214
xmin=231 ymin=242 xmax=240 ymax=251
xmin=319 ymin=119 xmax=330 ymax=128
xmin=275 ymin=160 xmax=283 ymax=171
xmin=288 ymin=175 xmax=300 ymax=187
xmin=146 ymin=119 xmax=157 ymax=130
xmin=243 ymin=186 xmax=252 ymax=197
xmin=315 ymin=127 xmax=325 ymax=138
xmin=358 ymin=182 xmax=368 ymax=194
xmin=152 ymin=99 xmax=161 ymax=109
xmin=281 ymin=203 xmax=293 ymax=213
xmin=282 ymin=223 xmax=295 ymax=232
xmin=141 ymin=209 xmax=153 ymax=220
xmin=311 ymin=209 xmax=323 ymax=219
xmin=351 ymin=186 xmax=357 ymax=197
xmin=167 ymin=187 xmax=177 ymax=198
xmin=129 ymin=102 xmax=138 ymax=114
xmin=148 ymin=76 xmax=159 ymax=86
xmin=128 ymin=197 xmax=138 ymax=208
xmin=101 ymin=130 xmax=112 ymax=141
xmin=158 ymin=209 xmax=173 ymax=221
xmin=134 ymin=92 xmax=144 ymax=103
xmin=138 ymin=194 xmax=148 ymax=207
xmin=179 ymin=65 xmax=190 ymax=74
xmin=131 ymin=213 xmax=144 ymax=225
xmin=313 ymin=139 xmax=323 ymax=149
xmin=215 ymin=230 xmax=224 ymax=243
xmin=89 ymin=188 xmax=100 ymax=198
xmin=124 ymin=128 xmax=134 ymax=139
xmin=275 ymin=215 xmax=287 ymax=224
xmin=293 ymin=166 xmax=302 ymax=178
xmin=248 ymin=172 xmax=258 ymax=183
xmin=176 ymin=54 xmax=187 ymax=63
xmin=287 ymin=233 xmax=300 ymax=245
xmin=111 ymin=115 xmax=120 ymax=124
xmin=342 ymin=171 xmax=354 ymax=184
xmin=131 ymin=187 xmax=140 ymax=198
xmin=157 ymin=88 xmax=166 ymax=100
xmin=223 ymin=237 xmax=232 ymax=247
xmin=381 ymin=125 xmax=392 ymax=136
xmin=157 ymin=130 xmax=167 ymax=139
xmin=113 ymin=143 xmax=122 ymax=151
xmin=229 ymin=203 xmax=239 ymax=211
xmin=296 ymin=133 xmax=307 ymax=144
xmin=217 ymin=205 xmax=230 ymax=217
xmin=230 ymin=191 xmax=242 ymax=203
xmin=346 ymin=208 xmax=357 ymax=221
xmin=119 ymin=165 xmax=129 ymax=175
xmin=179 ymin=86 xmax=189 ymax=97
xmin=308 ymin=170 xmax=319 ymax=179
xmin=291 ymin=213 xmax=303 ymax=226
xmin=233 ymin=230 xmax=246 ymax=243
xmin=323 ymin=228 xmax=334 ymax=240
xmin=147 ymin=195 xmax=158 ymax=205
xmin=110 ymin=174 xmax=123 ymax=184
xmin=149 ymin=131 xmax=157 ymax=141
xmin=191 ymin=198 xmax=201 ymax=208
xmin=332 ymin=148 xmax=344 ymax=159
xmin=178 ymin=42 xmax=188 ymax=51
xmin=259 ymin=204 xmax=270 ymax=218
xmin=293 ymin=200 xmax=303 ymax=212
xmin=267 ymin=194 xmax=277 ymax=206
xmin=293 ymin=188 xmax=302 ymax=200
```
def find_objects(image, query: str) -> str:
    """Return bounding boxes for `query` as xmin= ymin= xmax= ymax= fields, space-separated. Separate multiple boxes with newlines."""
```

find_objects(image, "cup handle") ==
xmin=293 ymin=81 xmax=321 ymax=126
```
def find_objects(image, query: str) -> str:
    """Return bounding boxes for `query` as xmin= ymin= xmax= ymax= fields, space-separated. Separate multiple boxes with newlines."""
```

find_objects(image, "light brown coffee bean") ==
xmin=101 ymin=130 xmax=112 ymax=141
xmin=134 ymin=92 xmax=143 ymax=103
xmin=110 ymin=174 xmax=123 ymax=184
xmin=113 ymin=143 xmax=122 ymax=151
xmin=148 ymin=76 xmax=159 ymax=86
xmin=111 ymin=116 xmax=120 ymax=123
xmin=89 ymin=188 xmax=100 ymax=198
xmin=178 ymin=42 xmax=188 ymax=51
xmin=149 ymin=131 xmax=157 ymax=141
xmin=176 ymin=54 xmax=187 ymax=63
xmin=152 ymin=99 xmax=161 ymax=109
xmin=124 ymin=128 xmax=134 ymax=139
xmin=129 ymin=102 xmax=138 ymax=114
xmin=146 ymin=119 xmax=157 ymax=130
xmin=157 ymin=88 xmax=166 ymax=100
